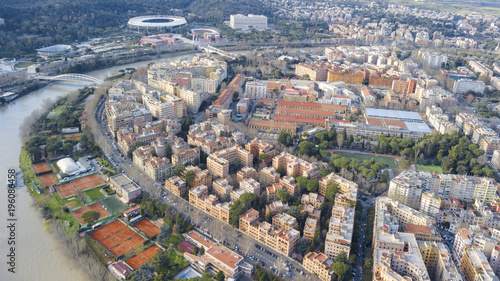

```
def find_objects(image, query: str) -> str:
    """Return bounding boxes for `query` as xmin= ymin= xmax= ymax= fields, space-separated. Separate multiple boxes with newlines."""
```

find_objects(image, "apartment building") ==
xmin=452 ymin=228 xmax=472 ymax=265
xmin=165 ymin=176 xmax=186 ymax=197
xmin=389 ymin=169 xmax=498 ymax=205
xmin=325 ymin=206 xmax=354 ymax=259
xmin=207 ymin=145 xmax=252 ymax=178
xmin=419 ymin=192 xmax=442 ymax=218
xmin=279 ymin=176 xmax=299 ymax=196
xmin=418 ymin=242 xmax=463 ymax=281
xmin=303 ymin=252 xmax=334 ymax=281
xmin=272 ymin=152 xmax=318 ymax=179
xmin=213 ymin=89 xmax=234 ymax=109
xmin=188 ymin=185 xmax=231 ymax=224
xmin=184 ymin=165 xmax=212 ymax=187
xmin=239 ymin=208 xmax=300 ymax=256
xmin=245 ymin=138 xmax=275 ymax=164
xmin=171 ymin=147 xmax=200 ymax=167
xmin=265 ymin=201 xmax=289 ymax=216
xmin=240 ymin=178 xmax=261 ymax=196
xmin=303 ymin=218 xmax=318 ymax=242
xmin=388 ymin=170 xmax=423 ymax=209
xmin=237 ymin=167 xmax=257 ymax=182
xmin=373 ymin=233 xmax=431 ymax=281
xmin=295 ymin=62 xmax=330 ymax=81
xmin=266 ymin=183 xmax=281 ymax=202
xmin=303 ymin=204 xmax=321 ymax=220
xmin=460 ymin=248 xmax=499 ymax=281
xmin=245 ymin=81 xmax=268 ymax=99
xmin=272 ymin=213 xmax=298 ymax=231
xmin=375 ymin=197 xmax=436 ymax=235
xmin=212 ymin=178 xmax=233 ymax=197
xmin=319 ymin=172 xmax=357 ymax=196
xmin=260 ymin=167 xmax=280 ymax=185
xmin=301 ymin=193 xmax=325 ymax=209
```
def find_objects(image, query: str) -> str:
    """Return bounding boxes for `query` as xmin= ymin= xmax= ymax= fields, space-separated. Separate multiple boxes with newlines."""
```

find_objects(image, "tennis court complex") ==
xmin=55 ymin=173 xmax=105 ymax=199
xmin=134 ymin=219 xmax=161 ymax=238
xmin=71 ymin=202 xmax=110 ymax=225
xmin=89 ymin=219 xmax=146 ymax=258
xmin=124 ymin=244 xmax=162 ymax=270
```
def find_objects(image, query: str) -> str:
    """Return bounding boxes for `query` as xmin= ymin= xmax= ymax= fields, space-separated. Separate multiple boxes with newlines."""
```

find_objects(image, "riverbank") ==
xmin=18 ymin=89 xmax=116 ymax=281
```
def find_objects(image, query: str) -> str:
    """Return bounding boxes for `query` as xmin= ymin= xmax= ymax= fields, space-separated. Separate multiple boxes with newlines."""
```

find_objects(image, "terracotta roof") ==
xmin=186 ymin=231 xmax=214 ymax=249
xmin=277 ymin=107 xmax=338 ymax=118
xmin=213 ymin=89 xmax=234 ymax=107
xmin=405 ymin=224 xmax=431 ymax=235
xmin=277 ymin=100 xmax=346 ymax=111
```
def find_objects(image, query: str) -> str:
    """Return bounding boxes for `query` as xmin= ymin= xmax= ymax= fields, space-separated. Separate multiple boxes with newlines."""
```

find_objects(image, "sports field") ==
xmin=124 ymin=244 xmax=162 ymax=270
xmin=89 ymin=219 xmax=146 ymax=257
xmin=32 ymin=163 xmax=51 ymax=174
xmin=134 ymin=219 xmax=161 ymax=238
xmin=71 ymin=202 xmax=110 ymax=225
xmin=38 ymin=173 xmax=58 ymax=186
xmin=415 ymin=165 xmax=443 ymax=173
xmin=55 ymin=173 xmax=105 ymax=199
xmin=99 ymin=196 xmax=128 ymax=215
xmin=331 ymin=150 xmax=399 ymax=169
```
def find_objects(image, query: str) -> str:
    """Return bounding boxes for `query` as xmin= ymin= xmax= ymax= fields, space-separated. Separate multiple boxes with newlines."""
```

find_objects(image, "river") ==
xmin=0 ymin=53 xmax=196 ymax=281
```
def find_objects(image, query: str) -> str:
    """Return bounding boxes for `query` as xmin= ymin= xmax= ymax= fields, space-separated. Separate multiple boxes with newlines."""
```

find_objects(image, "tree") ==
xmin=306 ymin=180 xmax=319 ymax=192
xmin=192 ymin=247 xmax=199 ymax=255
xmin=172 ymin=166 xmax=184 ymax=177
xmin=183 ymin=170 xmax=196 ymax=187
xmin=276 ymin=189 xmax=292 ymax=203
xmin=151 ymin=251 xmax=170 ymax=273
xmin=81 ymin=210 xmax=100 ymax=225
xmin=156 ymin=224 xmax=172 ymax=245
xmin=259 ymin=153 xmax=269 ymax=161
xmin=131 ymin=263 xmax=155 ymax=281
xmin=277 ymin=165 xmax=287 ymax=177
xmin=295 ymin=237 xmax=310 ymax=255
xmin=278 ymin=131 xmax=293 ymax=147
xmin=325 ymin=183 xmax=340 ymax=202
xmin=215 ymin=271 xmax=225 ymax=281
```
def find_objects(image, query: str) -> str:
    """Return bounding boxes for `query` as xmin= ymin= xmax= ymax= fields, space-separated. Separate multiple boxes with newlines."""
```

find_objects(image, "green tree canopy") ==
xmin=81 ymin=210 xmax=100 ymax=225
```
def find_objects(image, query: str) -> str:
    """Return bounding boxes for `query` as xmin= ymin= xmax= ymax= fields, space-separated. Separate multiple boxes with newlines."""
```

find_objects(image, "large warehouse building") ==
xmin=128 ymin=16 xmax=187 ymax=32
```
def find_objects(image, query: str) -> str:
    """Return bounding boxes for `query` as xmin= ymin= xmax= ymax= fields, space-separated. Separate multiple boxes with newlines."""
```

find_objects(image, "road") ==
xmin=93 ymin=96 xmax=318 ymax=281
xmin=353 ymin=195 xmax=375 ymax=281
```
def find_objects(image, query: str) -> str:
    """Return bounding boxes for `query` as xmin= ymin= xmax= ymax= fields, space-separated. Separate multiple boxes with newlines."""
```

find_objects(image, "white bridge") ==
xmin=36 ymin=73 xmax=104 ymax=84
xmin=199 ymin=44 xmax=238 ymax=60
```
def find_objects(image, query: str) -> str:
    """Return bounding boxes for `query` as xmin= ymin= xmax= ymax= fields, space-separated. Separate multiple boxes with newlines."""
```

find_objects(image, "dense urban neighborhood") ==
xmin=5 ymin=0 xmax=500 ymax=281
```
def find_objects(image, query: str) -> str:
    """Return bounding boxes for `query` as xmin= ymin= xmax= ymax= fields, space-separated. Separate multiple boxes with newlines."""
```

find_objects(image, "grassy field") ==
xmin=333 ymin=151 xmax=399 ymax=169
xmin=85 ymin=187 xmax=106 ymax=201
xmin=416 ymin=165 xmax=443 ymax=173
xmin=15 ymin=62 xmax=34 ymax=68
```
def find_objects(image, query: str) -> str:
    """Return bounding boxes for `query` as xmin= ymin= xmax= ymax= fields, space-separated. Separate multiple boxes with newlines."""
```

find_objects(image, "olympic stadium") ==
xmin=128 ymin=16 xmax=187 ymax=32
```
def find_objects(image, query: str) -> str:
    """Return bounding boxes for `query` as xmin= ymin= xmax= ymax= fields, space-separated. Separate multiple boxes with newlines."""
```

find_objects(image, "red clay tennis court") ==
xmin=125 ymin=244 xmax=162 ymax=270
xmin=32 ymin=163 xmax=51 ymax=174
xmin=134 ymin=219 xmax=161 ymax=238
xmin=38 ymin=173 xmax=58 ymax=187
xmin=55 ymin=174 xmax=105 ymax=199
xmin=71 ymin=173 xmax=105 ymax=191
xmin=89 ymin=220 xmax=146 ymax=257
xmin=71 ymin=202 xmax=110 ymax=225
xmin=55 ymin=182 xmax=76 ymax=199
